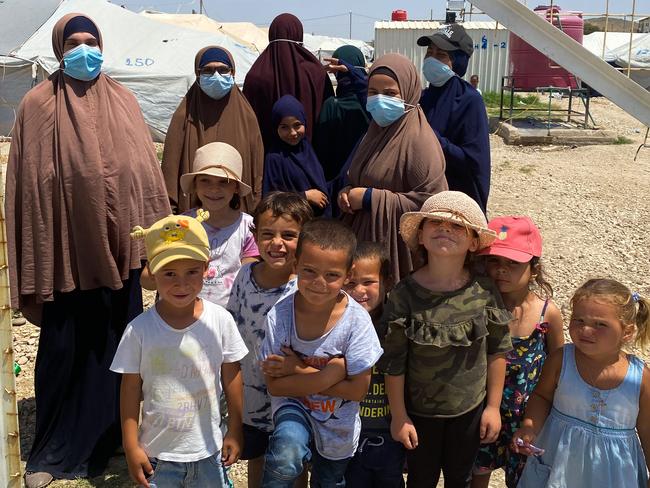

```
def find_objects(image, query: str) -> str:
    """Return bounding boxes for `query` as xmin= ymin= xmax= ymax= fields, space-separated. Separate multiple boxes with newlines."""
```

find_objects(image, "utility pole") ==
xmin=349 ymin=11 xmax=352 ymax=39
xmin=200 ymin=0 xmax=204 ymax=14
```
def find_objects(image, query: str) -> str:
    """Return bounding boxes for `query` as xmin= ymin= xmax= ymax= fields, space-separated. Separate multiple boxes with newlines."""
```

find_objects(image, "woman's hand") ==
xmin=347 ymin=187 xmax=367 ymax=211
xmin=337 ymin=186 xmax=353 ymax=214
xmin=305 ymin=189 xmax=329 ymax=209
xmin=323 ymin=57 xmax=349 ymax=74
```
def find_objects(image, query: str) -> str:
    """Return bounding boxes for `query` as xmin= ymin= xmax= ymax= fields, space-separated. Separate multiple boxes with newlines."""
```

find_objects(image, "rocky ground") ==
xmin=3 ymin=97 xmax=649 ymax=487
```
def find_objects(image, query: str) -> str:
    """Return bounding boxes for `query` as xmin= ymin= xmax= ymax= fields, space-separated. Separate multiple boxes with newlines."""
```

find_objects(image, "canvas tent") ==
xmin=0 ymin=0 xmax=259 ymax=140
xmin=140 ymin=11 xmax=269 ymax=54
xmin=142 ymin=12 xmax=373 ymax=64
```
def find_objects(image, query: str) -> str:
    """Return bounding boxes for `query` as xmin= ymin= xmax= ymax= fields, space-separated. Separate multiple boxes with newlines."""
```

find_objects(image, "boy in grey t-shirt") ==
xmin=260 ymin=220 xmax=383 ymax=487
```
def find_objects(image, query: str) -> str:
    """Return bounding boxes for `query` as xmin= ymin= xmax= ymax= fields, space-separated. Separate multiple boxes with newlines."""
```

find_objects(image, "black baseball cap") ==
xmin=417 ymin=23 xmax=474 ymax=57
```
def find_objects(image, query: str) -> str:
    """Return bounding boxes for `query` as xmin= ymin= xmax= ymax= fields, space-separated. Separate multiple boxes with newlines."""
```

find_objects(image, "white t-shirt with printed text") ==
xmin=110 ymin=300 xmax=248 ymax=462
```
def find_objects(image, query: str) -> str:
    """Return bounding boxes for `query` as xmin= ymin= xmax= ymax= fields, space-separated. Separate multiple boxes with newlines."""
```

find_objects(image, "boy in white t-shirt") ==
xmin=260 ymin=220 xmax=383 ymax=487
xmin=110 ymin=210 xmax=248 ymax=488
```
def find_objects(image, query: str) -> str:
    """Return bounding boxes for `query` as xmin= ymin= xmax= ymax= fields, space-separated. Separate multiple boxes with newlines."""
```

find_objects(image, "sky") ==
xmin=118 ymin=0 xmax=650 ymax=41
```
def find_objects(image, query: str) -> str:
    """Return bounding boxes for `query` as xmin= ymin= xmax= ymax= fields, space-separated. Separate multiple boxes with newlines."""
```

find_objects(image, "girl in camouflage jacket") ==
xmin=377 ymin=191 xmax=512 ymax=487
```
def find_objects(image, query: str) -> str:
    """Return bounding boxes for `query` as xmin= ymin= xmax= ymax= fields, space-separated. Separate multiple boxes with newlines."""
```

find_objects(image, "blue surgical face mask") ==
xmin=422 ymin=57 xmax=456 ymax=87
xmin=63 ymin=44 xmax=103 ymax=81
xmin=199 ymin=73 xmax=234 ymax=100
xmin=366 ymin=94 xmax=413 ymax=127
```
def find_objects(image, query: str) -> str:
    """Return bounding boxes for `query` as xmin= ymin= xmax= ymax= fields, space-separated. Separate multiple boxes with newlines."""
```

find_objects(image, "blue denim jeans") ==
xmin=262 ymin=406 xmax=350 ymax=488
xmin=147 ymin=452 xmax=230 ymax=488
xmin=344 ymin=433 xmax=405 ymax=487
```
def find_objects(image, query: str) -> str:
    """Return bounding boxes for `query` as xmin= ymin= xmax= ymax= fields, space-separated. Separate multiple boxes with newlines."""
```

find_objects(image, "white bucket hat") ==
xmin=400 ymin=191 xmax=496 ymax=251
xmin=180 ymin=142 xmax=252 ymax=197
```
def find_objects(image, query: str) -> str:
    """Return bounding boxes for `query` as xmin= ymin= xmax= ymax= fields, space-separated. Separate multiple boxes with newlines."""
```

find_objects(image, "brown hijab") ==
xmin=5 ymin=13 xmax=171 ymax=324
xmin=161 ymin=46 xmax=264 ymax=214
xmin=343 ymin=53 xmax=448 ymax=280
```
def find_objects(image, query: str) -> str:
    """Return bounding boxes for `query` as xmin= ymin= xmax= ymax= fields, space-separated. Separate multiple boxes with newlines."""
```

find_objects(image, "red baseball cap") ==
xmin=478 ymin=216 xmax=542 ymax=263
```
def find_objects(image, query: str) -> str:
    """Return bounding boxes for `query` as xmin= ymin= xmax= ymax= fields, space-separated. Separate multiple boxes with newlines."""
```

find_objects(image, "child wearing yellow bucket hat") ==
xmin=110 ymin=210 xmax=248 ymax=488
xmin=376 ymin=191 xmax=513 ymax=486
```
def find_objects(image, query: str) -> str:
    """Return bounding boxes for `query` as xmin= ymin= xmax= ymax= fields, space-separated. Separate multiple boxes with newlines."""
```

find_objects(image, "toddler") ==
xmin=343 ymin=242 xmax=405 ymax=487
xmin=514 ymin=278 xmax=650 ymax=488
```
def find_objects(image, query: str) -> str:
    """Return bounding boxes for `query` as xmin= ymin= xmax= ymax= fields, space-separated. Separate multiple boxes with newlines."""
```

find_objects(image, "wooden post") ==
xmin=628 ymin=0 xmax=637 ymax=78
xmin=0 ymin=161 xmax=21 ymax=488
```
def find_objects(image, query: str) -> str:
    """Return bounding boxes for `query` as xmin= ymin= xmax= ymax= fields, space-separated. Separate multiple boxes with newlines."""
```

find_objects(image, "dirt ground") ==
xmin=3 ymin=97 xmax=649 ymax=487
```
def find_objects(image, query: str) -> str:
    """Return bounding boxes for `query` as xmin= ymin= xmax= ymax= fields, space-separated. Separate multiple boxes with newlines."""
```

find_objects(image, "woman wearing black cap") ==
xmin=418 ymin=24 xmax=491 ymax=215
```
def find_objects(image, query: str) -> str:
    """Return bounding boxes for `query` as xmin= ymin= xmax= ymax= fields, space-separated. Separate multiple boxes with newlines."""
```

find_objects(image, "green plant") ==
xmin=613 ymin=136 xmax=633 ymax=145
xmin=519 ymin=164 xmax=536 ymax=175
xmin=482 ymin=91 xmax=561 ymax=119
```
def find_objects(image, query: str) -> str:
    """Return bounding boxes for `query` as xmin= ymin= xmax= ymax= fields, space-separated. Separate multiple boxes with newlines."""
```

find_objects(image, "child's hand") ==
xmin=261 ymin=347 xmax=307 ymax=377
xmin=512 ymin=425 xmax=537 ymax=455
xmin=479 ymin=405 xmax=501 ymax=444
xmin=325 ymin=356 xmax=347 ymax=380
xmin=261 ymin=354 xmax=289 ymax=377
xmin=125 ymin=445 xmax=154 ymax=487
xmin=222 ymin=429 xmax=242 ymax=466
xmin=390 ymin=414 xmax=418 ymax=450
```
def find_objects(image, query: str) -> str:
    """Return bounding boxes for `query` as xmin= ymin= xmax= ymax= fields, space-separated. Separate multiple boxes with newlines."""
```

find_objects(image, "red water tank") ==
xmin=509 ymin=5 xmax=583 ymax=90
xmin=391 ymin=9 xmax=407 ymax=21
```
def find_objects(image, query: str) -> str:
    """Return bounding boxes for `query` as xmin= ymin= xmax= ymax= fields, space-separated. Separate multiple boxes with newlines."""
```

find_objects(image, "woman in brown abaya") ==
xmin=338 ymin=53 xmax=448 ymax=280
xmin=162 ymin=46 xmax=264 ymax=213
xmin=5 ymin=14 xmax=170 ymax=487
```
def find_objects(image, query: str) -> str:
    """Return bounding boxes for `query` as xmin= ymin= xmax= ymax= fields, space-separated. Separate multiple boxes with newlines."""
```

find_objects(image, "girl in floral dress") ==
xmin=472 ymin=216 xmax=564 ymax=488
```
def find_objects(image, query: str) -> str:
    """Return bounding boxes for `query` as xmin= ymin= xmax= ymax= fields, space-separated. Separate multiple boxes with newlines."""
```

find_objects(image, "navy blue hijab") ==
xmin=313 ymin=45 xmax=370 ymax=181
xmin=420 ymin=53 xmax=491 ymax=213
xmin=264 ymin=95 xmax=331 ymax=216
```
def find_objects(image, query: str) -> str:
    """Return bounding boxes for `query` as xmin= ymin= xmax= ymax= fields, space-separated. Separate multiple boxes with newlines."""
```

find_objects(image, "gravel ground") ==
xmin=4 ymin=97 xmax=649 ymax=487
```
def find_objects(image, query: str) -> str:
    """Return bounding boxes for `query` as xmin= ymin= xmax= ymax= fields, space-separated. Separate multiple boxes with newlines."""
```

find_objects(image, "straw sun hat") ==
xmin=400 ymin=191 xmax=496 ymax=252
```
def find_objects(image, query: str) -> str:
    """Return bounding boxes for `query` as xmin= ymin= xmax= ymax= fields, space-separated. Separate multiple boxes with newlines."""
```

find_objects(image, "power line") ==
xmin=301 ymin=11 xmax=384 ymax=23
xmin=302 ymin=13 xmax=349 ymax=22
xmin=352 ymin=12 xmax=383 ymax=21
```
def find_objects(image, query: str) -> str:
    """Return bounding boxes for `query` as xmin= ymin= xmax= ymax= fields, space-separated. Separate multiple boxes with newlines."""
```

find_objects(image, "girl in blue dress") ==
xmin=514 ymin=278 xmax=650 ymax=488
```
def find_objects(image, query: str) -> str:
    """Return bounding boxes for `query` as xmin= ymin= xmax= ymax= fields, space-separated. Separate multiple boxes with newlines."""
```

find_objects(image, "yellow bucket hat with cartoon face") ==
xmin=131 ymin=209 xmax=210 ymax=275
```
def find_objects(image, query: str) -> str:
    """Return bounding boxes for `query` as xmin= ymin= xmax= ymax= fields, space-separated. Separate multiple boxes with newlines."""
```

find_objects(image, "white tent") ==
xmin=582 ymin=32 xmax=646 ymax=63
xmin=0 ymin=0 xmax=259 ymax=140
xmin=609 ymin=33 xmax=650 ymax=68
xmin=301 ymin=34 xmax=373 ymax=63
xmin=582 ymin=32 xmax=650 ymax=90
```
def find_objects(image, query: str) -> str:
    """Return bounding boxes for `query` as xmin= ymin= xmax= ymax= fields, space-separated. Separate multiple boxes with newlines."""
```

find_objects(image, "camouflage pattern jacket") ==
xmin=377 ymin=275 xmax=512 ymax=418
